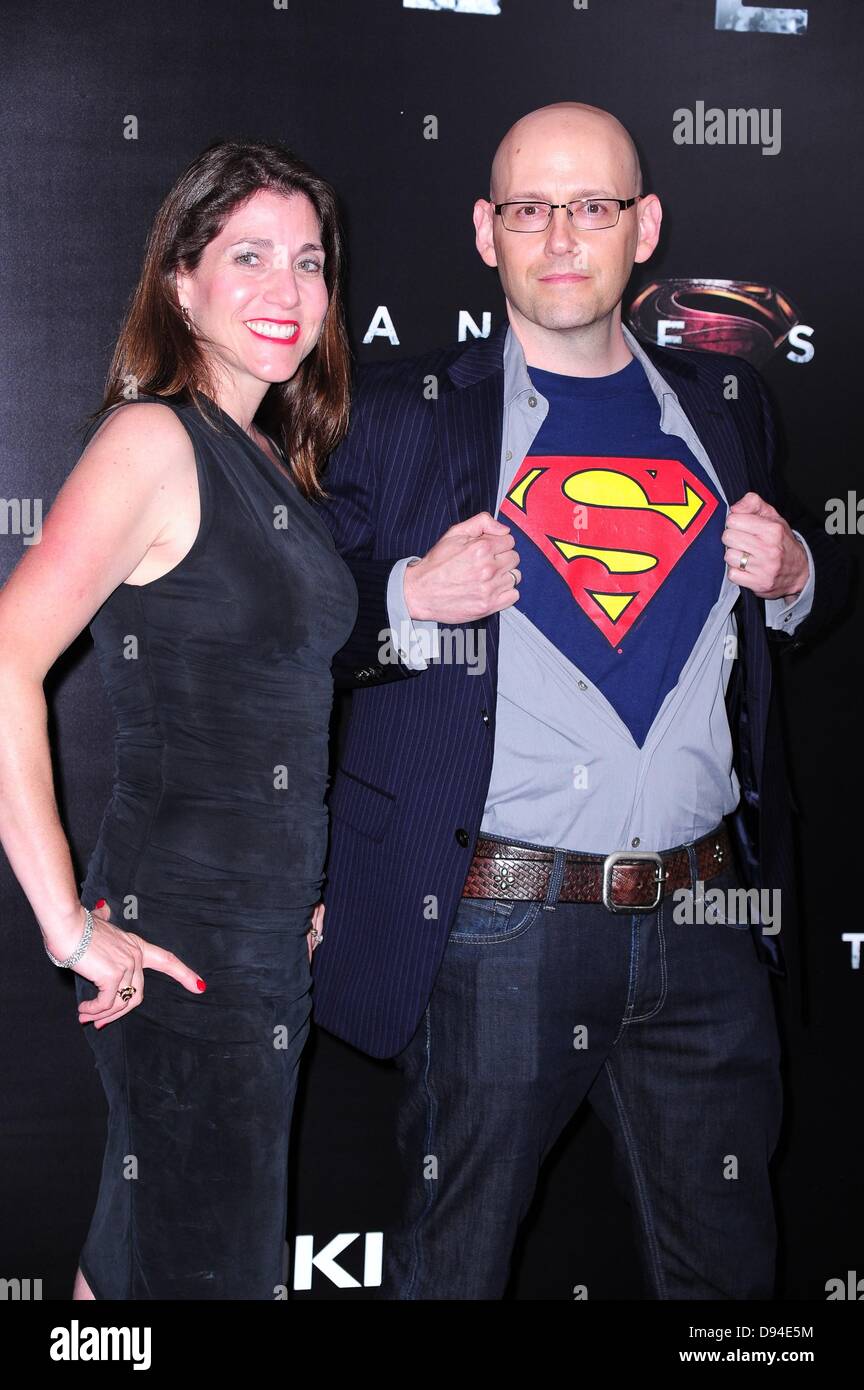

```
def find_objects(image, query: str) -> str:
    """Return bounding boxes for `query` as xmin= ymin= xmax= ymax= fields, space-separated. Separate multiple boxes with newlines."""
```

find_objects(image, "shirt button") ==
xmin=455 ymin=828 xmax=470 ymax=847
xmin=577 ymin=679 xmax=587 ymax=690
xmin=506 ymin=450 xmax=512 ymax=460
xmin=631 ymin=836 xmax=640 ymax=847
xmin=528 ymin=395 xmax=537 ymax=407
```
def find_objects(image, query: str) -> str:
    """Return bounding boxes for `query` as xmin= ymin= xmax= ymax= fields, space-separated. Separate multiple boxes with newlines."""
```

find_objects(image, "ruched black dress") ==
xmin=74 ymin=392 xmax=357 ymax=1299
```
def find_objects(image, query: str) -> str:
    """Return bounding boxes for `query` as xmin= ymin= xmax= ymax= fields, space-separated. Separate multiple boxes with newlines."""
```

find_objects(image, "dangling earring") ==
xmin=181 ymin=305 xmax=192 ymax=332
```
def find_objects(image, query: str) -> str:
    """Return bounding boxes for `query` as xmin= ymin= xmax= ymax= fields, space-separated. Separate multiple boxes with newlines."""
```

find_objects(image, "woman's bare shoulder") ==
xmin=82 ymin=398 xmax=194 ymax=461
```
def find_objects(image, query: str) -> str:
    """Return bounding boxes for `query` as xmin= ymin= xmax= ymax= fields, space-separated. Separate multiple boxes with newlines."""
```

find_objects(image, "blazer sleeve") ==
xmin=315 ymin=374 xmax=423 ymax=690
xmin=746 ymin=364 xmax=855 ymax=653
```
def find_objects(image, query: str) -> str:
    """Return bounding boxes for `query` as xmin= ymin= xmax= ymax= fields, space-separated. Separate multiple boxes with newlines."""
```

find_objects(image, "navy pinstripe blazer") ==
xmin=312 ymin=321 xmax=853 ymax=1059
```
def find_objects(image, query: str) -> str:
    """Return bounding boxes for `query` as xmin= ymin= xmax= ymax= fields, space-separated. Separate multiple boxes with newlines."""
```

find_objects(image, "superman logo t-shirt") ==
xmin=498 ymin=357 xmax=727 ymax=747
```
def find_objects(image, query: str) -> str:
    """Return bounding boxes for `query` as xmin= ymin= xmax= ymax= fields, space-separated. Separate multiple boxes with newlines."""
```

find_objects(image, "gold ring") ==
xmin=117 ymin=985 xmax=136 ymax=1003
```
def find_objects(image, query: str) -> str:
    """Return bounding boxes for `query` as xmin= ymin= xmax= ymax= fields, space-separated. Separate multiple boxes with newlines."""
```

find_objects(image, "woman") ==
xmin=0 ymin=139 xmax=358 ymax=1299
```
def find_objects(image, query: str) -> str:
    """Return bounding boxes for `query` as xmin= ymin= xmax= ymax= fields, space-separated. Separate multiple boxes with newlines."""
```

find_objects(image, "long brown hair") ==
xmin=86 ymin=138 xmax=351 ymax=498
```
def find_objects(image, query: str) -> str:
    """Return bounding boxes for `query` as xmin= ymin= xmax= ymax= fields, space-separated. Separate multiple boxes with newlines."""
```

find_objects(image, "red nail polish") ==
xmin=95 ymin=899 xmax=106 ymax=909
xmin=196 ymin=978 xmax=207 ymax=992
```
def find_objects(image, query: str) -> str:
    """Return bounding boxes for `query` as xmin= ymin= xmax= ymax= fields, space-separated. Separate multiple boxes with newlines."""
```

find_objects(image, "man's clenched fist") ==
xmin=403 ymin=512 xmax=522 ymax=623
xmin=722 ymin=492 xmax=810 ymax=603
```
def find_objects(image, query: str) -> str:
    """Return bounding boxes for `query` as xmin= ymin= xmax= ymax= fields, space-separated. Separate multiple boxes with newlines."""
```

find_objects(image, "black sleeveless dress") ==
xmin=73 ymin=392 xmax=357 ymax=1300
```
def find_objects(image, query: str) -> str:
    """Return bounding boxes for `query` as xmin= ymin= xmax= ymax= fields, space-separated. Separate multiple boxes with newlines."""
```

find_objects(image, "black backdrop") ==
xmin=1 ymin=0 xmax=861 ymax=1303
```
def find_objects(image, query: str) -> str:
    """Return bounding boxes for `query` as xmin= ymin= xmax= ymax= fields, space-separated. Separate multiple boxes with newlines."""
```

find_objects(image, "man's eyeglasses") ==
xmin=493 ymin=196 xmax=641 ymax=232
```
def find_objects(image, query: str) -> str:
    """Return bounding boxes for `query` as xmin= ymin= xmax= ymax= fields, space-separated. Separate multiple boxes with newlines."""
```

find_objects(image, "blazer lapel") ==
xmin=658 ymin=352 xmax=769 ymax=781
xmin=435 ymin=327 xmax=506 ymax=524
xmin=434 ymin=327 xmax=508 ymax=707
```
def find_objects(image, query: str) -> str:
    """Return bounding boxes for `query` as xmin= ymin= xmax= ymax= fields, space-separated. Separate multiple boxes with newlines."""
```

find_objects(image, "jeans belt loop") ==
xmin=542 ymin=847 xmax=568 ymax=912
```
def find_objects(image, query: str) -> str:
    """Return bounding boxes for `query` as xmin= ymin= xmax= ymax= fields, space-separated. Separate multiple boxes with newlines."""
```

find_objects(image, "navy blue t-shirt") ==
xmin=497 ymin=357 xmax=727 ymax=747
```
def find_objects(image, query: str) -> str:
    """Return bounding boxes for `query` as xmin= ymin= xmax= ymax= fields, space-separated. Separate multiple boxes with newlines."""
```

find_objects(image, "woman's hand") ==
xmin=306 ymin=901 xmax=324 ymax=963
xmin=47 ymin=901 xmax=205 ymax=1031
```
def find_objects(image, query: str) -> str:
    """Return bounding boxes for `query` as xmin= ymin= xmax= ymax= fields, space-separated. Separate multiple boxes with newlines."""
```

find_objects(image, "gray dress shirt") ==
xmin=385 ymin=324 xmax=814 ymax=854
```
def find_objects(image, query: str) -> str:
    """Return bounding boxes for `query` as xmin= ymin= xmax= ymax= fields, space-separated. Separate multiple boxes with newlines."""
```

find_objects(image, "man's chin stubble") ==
xmin=528 ymin=301 xmax=607 ymax=332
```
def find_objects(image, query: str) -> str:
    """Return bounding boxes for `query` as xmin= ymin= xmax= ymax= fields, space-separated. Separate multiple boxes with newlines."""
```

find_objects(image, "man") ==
xmin=312 ymin=103 xmax=850 ymax=1299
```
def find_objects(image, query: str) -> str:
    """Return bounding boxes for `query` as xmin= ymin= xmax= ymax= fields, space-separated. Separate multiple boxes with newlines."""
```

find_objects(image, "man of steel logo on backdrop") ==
xmin=627 ymin=279 xmax=813 ymax=367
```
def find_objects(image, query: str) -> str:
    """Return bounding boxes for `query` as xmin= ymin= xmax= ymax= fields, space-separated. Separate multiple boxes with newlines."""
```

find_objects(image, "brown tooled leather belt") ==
xmin=462 ymin=823 xmax=732 ymax=914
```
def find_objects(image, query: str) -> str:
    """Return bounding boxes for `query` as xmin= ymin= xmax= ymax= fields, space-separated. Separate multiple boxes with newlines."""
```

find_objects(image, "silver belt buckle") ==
xmin=602 ymin=850 xmax=666 ymax=913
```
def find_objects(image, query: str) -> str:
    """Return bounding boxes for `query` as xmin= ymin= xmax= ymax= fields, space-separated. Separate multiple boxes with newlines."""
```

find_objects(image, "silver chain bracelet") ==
xmin=45 ymin=907 xmax=94 ymax=968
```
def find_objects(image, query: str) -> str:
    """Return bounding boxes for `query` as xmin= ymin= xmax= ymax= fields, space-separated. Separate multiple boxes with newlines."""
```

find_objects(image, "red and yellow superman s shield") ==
xmin=499 ymin=455 xmax=719 ymax=645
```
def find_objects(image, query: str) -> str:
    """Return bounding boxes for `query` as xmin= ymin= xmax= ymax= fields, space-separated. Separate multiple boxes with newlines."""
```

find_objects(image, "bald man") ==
xmin=312 ymin=103 xmax=849 ymax=1299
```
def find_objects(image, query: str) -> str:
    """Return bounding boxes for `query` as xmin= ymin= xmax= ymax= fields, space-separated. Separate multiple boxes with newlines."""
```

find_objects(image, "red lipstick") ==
xmin=244 ymin=318 xmax=301 ymax=344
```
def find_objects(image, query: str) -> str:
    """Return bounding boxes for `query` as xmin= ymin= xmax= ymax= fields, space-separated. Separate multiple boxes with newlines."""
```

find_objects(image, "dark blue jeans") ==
xmin=380 ymin=826 xmax=783 ymax=1300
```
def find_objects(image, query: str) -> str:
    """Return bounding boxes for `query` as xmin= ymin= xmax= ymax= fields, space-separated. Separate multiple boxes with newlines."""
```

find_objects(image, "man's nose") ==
xmin=544 ymin=206 xmax=584 ymax=253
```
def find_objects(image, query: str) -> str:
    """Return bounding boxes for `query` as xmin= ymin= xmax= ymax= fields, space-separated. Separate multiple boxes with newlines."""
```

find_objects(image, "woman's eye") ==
xmin=235 ymin=251 xmax=261 ymax=266
xmin=297 ymin=258 xmax=323 ymax=273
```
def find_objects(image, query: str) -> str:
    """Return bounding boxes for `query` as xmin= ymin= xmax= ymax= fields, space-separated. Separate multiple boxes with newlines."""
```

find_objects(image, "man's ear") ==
xmin=633 ymin=193 xmax=662 ymax=266
xmin=473 ymin=197 xmax=498 ymax=269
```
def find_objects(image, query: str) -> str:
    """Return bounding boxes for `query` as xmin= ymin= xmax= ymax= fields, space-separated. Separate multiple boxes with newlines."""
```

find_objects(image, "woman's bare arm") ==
xmin=0 ymin=402 xmax=204 ymax=1015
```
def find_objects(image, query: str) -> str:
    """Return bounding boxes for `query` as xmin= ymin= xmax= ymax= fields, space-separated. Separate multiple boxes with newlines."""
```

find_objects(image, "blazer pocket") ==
xmin=328 ymin=767 xmax=397 ymax=843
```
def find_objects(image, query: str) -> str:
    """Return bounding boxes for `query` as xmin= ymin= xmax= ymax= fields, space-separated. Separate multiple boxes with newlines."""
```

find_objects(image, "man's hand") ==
xmin=722 ymin=492 xmax=810 ymax=603
xmin=403 ymin=512 xmax=522 ymax=622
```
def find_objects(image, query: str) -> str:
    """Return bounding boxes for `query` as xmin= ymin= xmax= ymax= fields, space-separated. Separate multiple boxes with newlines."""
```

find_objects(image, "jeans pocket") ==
xmin=449 ymin=896 xmax=542 ymax=944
